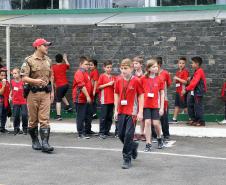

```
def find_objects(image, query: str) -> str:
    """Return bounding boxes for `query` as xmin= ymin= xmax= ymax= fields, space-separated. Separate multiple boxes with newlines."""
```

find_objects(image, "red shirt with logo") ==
xmin=0 ymin=81 xmax=10 ymax=108
xmin=98 ymin=73 xmax=115 ymax=104
xmin=175 ymin=68 xmax=189 ymax=95
xmin=52 ymin=63 xmax=69 ymax=88
xmin=72 ymin=68 xmax=92 ymax=103
xmin=114 ymin=76 xmax=144 ymax=116
xmin=11 ymin=79 xmax=26 ymax=105
xmin=186 ymin=68 xmax=207 ymax=92
xmin=141 ymin=76 xmax=164 ymax=109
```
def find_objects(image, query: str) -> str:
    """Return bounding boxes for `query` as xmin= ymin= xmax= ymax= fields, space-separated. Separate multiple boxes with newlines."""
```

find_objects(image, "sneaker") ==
xmin=86 ymin=130 xmax=98 ymax=136
xmin=14 ymin=128 xmax=23 ymax=135
xmin=218 ymin=119 xmax=226 ymax=125
xmin=140 ymin=134 xmax=146 ymax=141
xmin=78 ymin=134 xmax=90 ymax=139
xmin=64 ymin=106 xmax=73 ymax=112
xmin=99 ymin=134 xmax=107 ymax=139
xmin=169 ymin=118 xmax=178 ymax=124
xmin=164 ymin=136 xmax=171 ymax=142
xmin=144 ymin=143 xmax=152 ymax=152
xmin=23 ymin=128 xmax=28 ymax=135
xmin=55 ymin=115 xmax=62 ymax=121
xmin=152 ymin=137 xmax=157 ymax=143
xmin=132 ymin=142 xmax=139 ymax=160
xmin=92 ymin=114 xmax=98 ymax=119
xmin=0 ymin=128 xmax=8 ymax=133
xmin=194 ymin=121 xmax=205 ymax=127
xmin=121 ymin=159 xmax=131 ymax=169
xmin=157 ymin=138 xmax=164 ymax=149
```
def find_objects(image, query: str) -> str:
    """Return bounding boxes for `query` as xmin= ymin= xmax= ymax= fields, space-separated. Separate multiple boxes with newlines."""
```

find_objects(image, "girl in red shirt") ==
xmin=10 ymin=68 xmax=28 ymax=135
xmin=0 ymin=68 xmax=10 ymax=133
xmin=141 ymin=58 xmax=165 ymax=152
xmin=218 ymin=82 xmax=226 ymax=124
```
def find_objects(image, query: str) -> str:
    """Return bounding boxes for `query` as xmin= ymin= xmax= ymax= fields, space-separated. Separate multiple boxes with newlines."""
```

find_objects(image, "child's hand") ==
xmin=63 ymin=53 xmax=67 ymax=61
xmin=181 ymin=89 xmax=186 ymax=95
xmin=86 ymin=96 xmax=91 ymax=104
xmin=159 ymin=109 xmax=164 ymax=116
xmin=108 ymin=81 xmax=114 ymax=86
xmin=114 ymin=111 xmax=118 ymax=121
xmin=2 ymin=79 xmax=6 ymax=86
xmin=173 ymin=76 xmax=178 ymax=81
xmin=137 ymin=111 xmax=143 ymax=121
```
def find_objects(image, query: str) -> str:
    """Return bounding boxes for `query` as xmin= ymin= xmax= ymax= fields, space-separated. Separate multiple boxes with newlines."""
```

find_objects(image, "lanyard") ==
xmin=122 ymin=76 xmax=132 ymax=99
xmin=148 ymin=77 xmax=155 ymax=92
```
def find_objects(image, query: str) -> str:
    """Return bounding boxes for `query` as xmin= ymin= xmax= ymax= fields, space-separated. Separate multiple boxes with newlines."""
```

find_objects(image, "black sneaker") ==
xmin=55 ymin=115 xmax=62 ymax=121
xmin=14 ymin=128 xmax=23 ymax=135
xmin=132 ymin=142 xmax=139 ymax=160
xmin=169 ymin=119 xmax=178 ymax=124
xmin=144 ymin=143 xmax=152 ymax=152
xmin=164 ymin=136 xmax=171 ymax=142
xmin=0 ymin=128 xmax=8 ymax=133
xmin=121 ymin=159 xmax=131 ymax=169
xmin=78 ymin=134 xmax=90 ymax=139
xmin=99 ymin=134 xmax=107 ymax=139
xmin=64 ymin=106 xmax=73 ymax=112
xmin=23 ymin=128 xmax=28 ymax=135
xmin=157 ymin=138 xmax=164 ymax=149
xmin=86 ymin=130 xmax=98 ymax=136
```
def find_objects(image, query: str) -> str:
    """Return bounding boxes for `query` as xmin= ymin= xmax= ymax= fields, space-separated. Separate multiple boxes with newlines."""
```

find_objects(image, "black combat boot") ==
xmin=132 ymin=142 xmax=139 ymax=160
xmin=28 ymin=127 xmax=42 ymax=150
xmin=40 ymin=128 xmax=54 ymax=153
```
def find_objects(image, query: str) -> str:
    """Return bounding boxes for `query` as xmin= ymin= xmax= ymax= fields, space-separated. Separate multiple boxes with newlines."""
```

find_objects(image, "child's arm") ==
xmin=63 ymin=53 xmax=70 ymax=66
xmin=114 ymin=93 xmax=119 ymax=121
xmin=137 ymin=93 xmax=144 ymax=121
xmin=173 ymin=76 xmax=187 ymax=85
xmin=98 ymin=81 xmax=114 ymax=89
xmin=82 ymin=87 xmax=91 ymax=103
xmin=93 ymin=81 xmax=98 ymax=96
xmin=159 ymin=89 xmax=165 ymax=116
xmin=0 ymin=81 xmax=6 ymax=95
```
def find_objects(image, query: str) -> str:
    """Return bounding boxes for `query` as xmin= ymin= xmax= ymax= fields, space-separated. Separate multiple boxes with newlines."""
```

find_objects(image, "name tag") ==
xmin=191 ymin=91 xmax=194 ymax=96
xmin=176 ymin=83 xmax=180 ymax=87
xmin=147 ymin=93 xmax=154 ymax=98
xmin=121 ymin=100 xmax=128 ymax=105
xmin=14 ymin=87 xmax=19 ymax=91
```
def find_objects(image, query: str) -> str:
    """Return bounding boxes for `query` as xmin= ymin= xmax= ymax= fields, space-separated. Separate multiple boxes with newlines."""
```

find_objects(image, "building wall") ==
xmin=0 ymin=20 xmax=225 ymax=114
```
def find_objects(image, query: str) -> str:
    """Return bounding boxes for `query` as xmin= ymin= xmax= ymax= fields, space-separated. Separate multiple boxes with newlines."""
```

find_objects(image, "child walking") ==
xmin=183 ymin=56 xmax=207 ymax=126
xmin=98 ymin=60 xmax=115 ymax=139
xmin=10 ymin=68 xmax=28 ymax=135
xmin=141 ymin=58 xmax=165 ymax=151
xmin=0 ymin=68 xmax=10 ymax=133
xmin=114 ymin=58 xmax=144 ymax=169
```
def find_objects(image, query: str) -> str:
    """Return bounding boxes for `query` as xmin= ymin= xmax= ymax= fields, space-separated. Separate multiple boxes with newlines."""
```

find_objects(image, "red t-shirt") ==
xmin=52 ymin=63 xmax=69 ymax=88
xmin=98 ymin=74 xmax=115 ymax=104
xmin=159 ymin=69 xmax=172 ymax=103
xmin=186 ymin=68 xmax=207 ymax=92
xmin=114 ymin=76 xmax=144 ymax=116
xmin=0 ymin=81 xmax=10 ymax=108
xmin=221 ymin=82 xmax=226 ymax=97
xmin=175 ymin=68 xmax=189 ymax=95
xmin=11 ymin=79 xmax=26 ymax=105
xmin=90 ymin=69 xmax=99 ymax=94
xmin=141 ymin=76 xmax=164 ymax=109
xmin=72 ymin=68 xmax=92 ymax=103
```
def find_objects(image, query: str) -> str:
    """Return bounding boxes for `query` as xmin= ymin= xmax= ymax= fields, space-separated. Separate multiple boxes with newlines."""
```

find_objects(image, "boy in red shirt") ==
xmin=10 ymin=68 xmax=28 ymax=135
xmin=72 ymin=56 xmax=93 ymax=139
xmin=52 ymin=53 xmax=72 ymax=121
xmin=182 ymin=56 xmax=207 ymax=126
xmin=132 ymin=56 xmax=146 ymax=141
xmin=89 ymin=59 xmax=99 ymax=120
xmin=98 ymin=60 xmax=115 ymax=139
xmin=170 ymin=57 xmax=189 ymax=123
xmin=157 ymin=57 xmax=172 ymax=141
xmin=114 ymin=58 xmax=144 ymax=169
xmin=141 ymin=58 xmax=165 ymax=151
xmin=218 ymin=82 xmax=226 ymax=124
xmin=0 ymin=68 xmax=10 ymax=133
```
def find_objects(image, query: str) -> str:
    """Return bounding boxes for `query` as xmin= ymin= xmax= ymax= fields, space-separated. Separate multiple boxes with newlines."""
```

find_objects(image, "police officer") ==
xmin=20 ymin=38 xmax=54 ymax=153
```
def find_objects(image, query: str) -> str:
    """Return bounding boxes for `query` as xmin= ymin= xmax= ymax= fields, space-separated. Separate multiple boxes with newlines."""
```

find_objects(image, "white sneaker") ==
xmin=218 ymin=119 xmax=226 ymax=125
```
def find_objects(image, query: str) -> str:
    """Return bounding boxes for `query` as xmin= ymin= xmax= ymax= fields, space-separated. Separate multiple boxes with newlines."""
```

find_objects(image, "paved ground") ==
xmin=0 ymin=133 xmax=226 ymax=185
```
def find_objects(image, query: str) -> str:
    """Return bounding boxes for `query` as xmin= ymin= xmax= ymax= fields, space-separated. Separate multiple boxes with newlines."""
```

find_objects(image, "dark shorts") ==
xmin=143 ymin=108 xmax=160 ymax=120
xmin=175 ymin=92 xmax=187 ymax=109
xmin=56 ymin=84 xmax=69 ymax=102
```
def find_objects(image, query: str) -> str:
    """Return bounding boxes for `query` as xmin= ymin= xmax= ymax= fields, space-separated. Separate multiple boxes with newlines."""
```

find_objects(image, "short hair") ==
xmin=12 ymin=67 xmax=20 ymax=73
xmin=191 ymin=56 xmax=203 ymax=66
xmin=55 ymin=54 xmax=63 ymax=63
xmin=178 ymin=57 xmax=187 ymax=62
xmin=156 ymin=56 xmax=163 ymax=66
xmin=89 ymin=59 xmax=98 ymax=67
xmin=145 ymin=58 xmax=158 ymax=77
xmin=133 ymin=56 xmax=144 ymax=64
xmin=79 ymin=56 xmax=89 ymax=64
xmin=103 ymin=60 xmax=112 ymax=67
xmin=120 ymin=58 xmax=133 ymax=68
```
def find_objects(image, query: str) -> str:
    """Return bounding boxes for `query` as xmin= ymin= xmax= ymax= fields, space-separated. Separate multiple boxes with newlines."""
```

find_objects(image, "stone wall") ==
xmin=0 ymin=20 xmax=225 ymax=114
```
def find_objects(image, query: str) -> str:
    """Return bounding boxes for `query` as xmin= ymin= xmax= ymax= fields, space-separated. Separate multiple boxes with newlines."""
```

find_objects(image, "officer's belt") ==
xmin=30 ymin=86 xmax=47 ymax=93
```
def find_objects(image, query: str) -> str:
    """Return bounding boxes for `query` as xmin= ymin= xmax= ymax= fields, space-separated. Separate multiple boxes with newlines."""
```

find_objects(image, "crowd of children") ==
xmin=0 ymin=54 xmax=225 ymax=169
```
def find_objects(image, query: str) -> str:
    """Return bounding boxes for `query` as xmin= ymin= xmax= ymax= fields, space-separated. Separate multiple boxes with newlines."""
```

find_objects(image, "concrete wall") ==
xmin=0 ymin=20 xmax=225 ymax=114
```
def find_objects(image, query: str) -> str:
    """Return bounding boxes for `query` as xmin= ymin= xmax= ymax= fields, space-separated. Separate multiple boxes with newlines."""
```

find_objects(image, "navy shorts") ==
xmin=56 ymin=84 xmax=69 ymax=102
xmin=143 ymin=108 xmax=160 ymax=120
xmin=175 ymin=92 xmax=187 ymax=109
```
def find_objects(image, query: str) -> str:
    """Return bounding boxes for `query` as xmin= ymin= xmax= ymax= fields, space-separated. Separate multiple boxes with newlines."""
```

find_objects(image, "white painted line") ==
xmin=1 ymin=142 xmax=226 ymax=161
